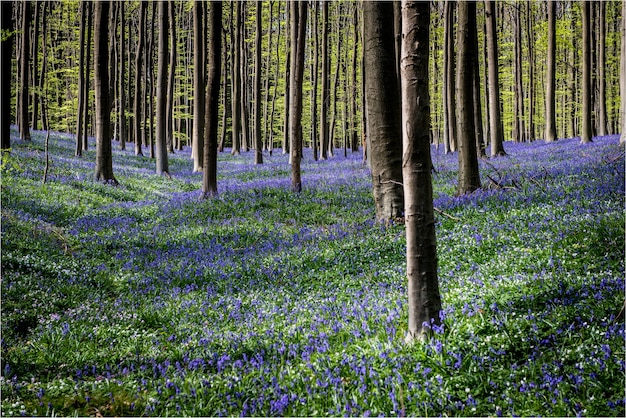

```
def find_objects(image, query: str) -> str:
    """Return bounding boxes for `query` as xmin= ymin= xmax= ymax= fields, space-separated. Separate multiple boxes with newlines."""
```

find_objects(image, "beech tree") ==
xmin=203 ymin=1 xmax=222 ymax=197
xmin=155 ymin=0 xmax=170 ymax=175
xmin=401 ymin=0 xmax=442 ymax=343
xmin=134 ymin=1 xmax=147 ymax=156
xmin=580 ymin=0 xmax=592 ymax=144
xmin=485 ymin=0 xmax=505 ymax=156
xmin=363 ymin=1 xmax=403 ymax=222
xmin=545 ymin=1 xmax=557 ymax=142
xmin=192 ymin=1 xmax=205 ymax=172
xmin=93 ymin=0 xmax=117 ymax=184
xmin=1 ymin=1 xmax=13 ymax=150
xmin=19 ymin=1 xmax=32 ymax=142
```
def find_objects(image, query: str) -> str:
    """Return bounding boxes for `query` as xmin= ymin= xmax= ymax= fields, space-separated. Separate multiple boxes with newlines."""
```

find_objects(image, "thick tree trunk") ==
xmin=581 ymin=0 xmax=592 ymax=144
xmin=545 ymin=1 xmax=557 ymax=142
xmin=485 ymin=0 xmax=505 ymax=156
xmin=1 ymin=1 xmax=13 ymax=150
xmin=192 ymin=1 xmax=205 ymax=170
xmin=203 ymin=2 xmax=222 ymax=197
xmin=289 ymin=0 xmax=307 ymax=193
xmin=155 ymin=0 xmax=170 ymax=174
xmin=401 ymin=0 xmax=442 ymax=344
xmin=363 ymin=1 xmax=404 ymax=222
xmin=94 ymin=0 xmax=117 ymax=184
xmin=19 ymin=1 xmax=32 ymax=141
xmin=254 ymin=1 xmax=263 ymax=164
xmin=456 ymin=1 xmax=481 ymax=195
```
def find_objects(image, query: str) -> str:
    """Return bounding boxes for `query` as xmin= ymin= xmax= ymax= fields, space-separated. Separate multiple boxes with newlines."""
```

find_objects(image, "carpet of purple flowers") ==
xmin=1 ymin=129 xmax=624 ymax=417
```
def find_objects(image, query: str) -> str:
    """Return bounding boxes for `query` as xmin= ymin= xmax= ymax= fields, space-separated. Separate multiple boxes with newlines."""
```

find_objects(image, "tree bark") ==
xmin=19 ymin=1 xmax=32 ymax=141
xmin=231 ymin=1 xmax=241 ymax=155
xmin=94 ymin=0 xmax=117 ymax=184
xmin=192 ymin=1 xmax=205 ymax=170
xmin=513 ymin=3 xmax=525 ymax=142
xmin=134 ymin=1 xmax=146 ymax=156
xmin=289 ymin=0 xmax=308 ymax=193
xmin=485 ymin=0 xmax=505 ymax=156
xmin=254 ymin=1 xmax=263 ymax=164
xmin=597 ymin=1 xmax=607 ymax=137
xmin=166 ymin=0 xmax=176 ymax=154
xmin=155 ymin=0 xmax=170 ymax=174
xmin=30 ymin=1 xmax=39 ymax=131
xmin=581 ymin=0 xmax=592 ymax=143
xmin=118 ymin=1 xmax=127 ymax=150
xmin=203 ymin=1 xmax=222 ymax=197
xmin=319 ymin=1 xmax=329 ymax=160
xmin=526 ymin=0 xmax=535 ymax=141
xmin=621 ymin=0 xmax=626 ymax=144
xmin=75 ymin=1 xmax=87 ymax=156
xmin=83 ymin=1 xmax=92 ymax=149
xmin=456 ymin=1 xmax=481 ymax=195
xmin=363 ymin=1 xmax=404 ymax=222
xmin=1 ymin=1 xmax=13 ymax=150
xmin=401 ymin=0 xmax=442 ymax=344
xmin=443 ymin=1 xmax=456 ymax=154
xmin=545 ymin=1 xmax=557 ymax=142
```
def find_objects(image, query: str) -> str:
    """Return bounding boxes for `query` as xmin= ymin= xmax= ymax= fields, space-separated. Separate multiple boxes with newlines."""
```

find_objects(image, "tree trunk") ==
xmin=443 ymin=1 xmax=456 ymax=153
xmin=401 ymin=0 xmax=442 ymax=344
xmin=19 ymin=1 xmax=32 ymax=141
xmin=155 ymin=0 xmax=170 ymax=174
xmin=75 ymin=1 xmax=87 ymax=156
xmin=526 ymin=0 xmax=535 ymax=141
xmin=1 ymin=1 xmax=13 ymax=150
xmin=485 ymin=0 xmax=505 ymax=156
xmin=134 ymin=1 xmax=146 ymax=156
xmin=254 ymin=1 xmax=263 ymax=164
xmin=192 ymin=1 xmax=205 ymax=170
xmin=545 ymin=1 xmax=557 ymax=142
xmin=289 ymin=0 xmax=308 ymax=193
xmin=456 ymin=1 xmax=481 ymax=195
xmin=319 ymin=1 xmax=329 ymax=160
xmin=363 ymin=1 xmax=404 ymax=223
xmin=166 ymin=0 xmax=176 ymax=154
xmin=94 ymin=0 xmax=117 ymax=184
xmin=621 ymin=0 xmax=626 ymax=144
xmin=83 ymin=1 xmax=92 ymax=150
xmin=597 ymin=1 xmax=607 ymax=137
xmin=283 ymin=5 xmax=291 ymax=155
xmin=30 ymin=1 xmax=39 ymax=131
xmin=513 ymin=3 xmax=525 ymax=142
xmin=203 ymin=1 xmax=222 ymax=197
xmin=118 ymin=1 xmax=126 ymax=150
xmin=350 ymin=4 xmax=359 ymax=152
xmin=231 ymin=1 xmax=241 ymax=155
xmin=581 ymin=0 xmax=592 ymax=144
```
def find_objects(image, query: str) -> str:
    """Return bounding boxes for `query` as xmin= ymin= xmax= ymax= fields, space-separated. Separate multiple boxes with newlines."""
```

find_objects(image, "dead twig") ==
xmin=434 ymin=207 xmax=461 ymax=222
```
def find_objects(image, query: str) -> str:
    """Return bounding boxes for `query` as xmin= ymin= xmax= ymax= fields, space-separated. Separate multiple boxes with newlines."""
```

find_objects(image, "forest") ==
xmin=1 ymin=0 xmax=625 ymax=417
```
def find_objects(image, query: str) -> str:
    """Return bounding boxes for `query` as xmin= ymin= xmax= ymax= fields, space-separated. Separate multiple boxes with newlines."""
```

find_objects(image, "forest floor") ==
xmin=1 ymin=129 xmax=624 ymax=417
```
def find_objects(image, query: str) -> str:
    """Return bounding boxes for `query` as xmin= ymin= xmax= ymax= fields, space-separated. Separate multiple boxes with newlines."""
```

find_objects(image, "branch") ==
xmin=434 ymin=207 xmax=461 ymax=222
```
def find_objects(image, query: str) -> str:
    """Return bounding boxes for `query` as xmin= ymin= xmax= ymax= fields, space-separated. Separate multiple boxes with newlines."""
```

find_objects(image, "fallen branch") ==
xmin=434 ymin=207 xmax=461 ymax=222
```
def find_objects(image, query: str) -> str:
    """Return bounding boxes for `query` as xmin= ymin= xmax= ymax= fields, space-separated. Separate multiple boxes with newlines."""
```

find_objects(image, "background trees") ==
xmin=4 ymin=1 xmax=622 ymax=160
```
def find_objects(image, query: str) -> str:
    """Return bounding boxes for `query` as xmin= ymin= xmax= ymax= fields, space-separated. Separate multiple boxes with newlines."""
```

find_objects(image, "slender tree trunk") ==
xmin=311 ymin=1 xmax=319 ymax=160
xmin=239 ymin=6 xmax=250 ymax=153
xmin=581 ymin=0 xmax=592 ymax=143
xmin=148 ymin=3 xmax=156 ymax=158
xmin=134 ymin=1 xmax=146 ymax=155
xmin=231 ymin=1 xmax=241 ymax=155
xmin=1 ymin=1 xmax=13 ymax=150
xmin=166 ymin=0 xmax=176 ymax=154
xmin=155 ymin=0 xmax=170 ymax=174
xmin=262 ymin=1 xmax=274 ymax=152
xmin=19 ymin=1 xmax=32 ymax=141
xmin=94 ymin=0 xmax=117 ymax=184
xmin=269 ymin=4 xmax=282 ymax=154
xmin=75 ymin=1 xmax=87 ymax=156
xmin=401 ymin=0 xmax=442 ymax=344
xmin=350 ymin=4 xmax=359 ymax=152
xmin=30 ymin=1 xmax=39 ymax=131
xmin=513 ymin=3 xmax=524 ymax=142
xmin=485 ymin=0 xmax=505 ymax=156
xmin=203 ymin=2 xmax=222 ymax=197
xmin=283 ymin=5 xmax=290 ymax=155
xmin=363 ymin=1 xmax=404 ymax=222
xmin=289 ymin=0 xmax=307 ymax=193
xmin=597 ymin=1 xmax=607 ymax=136
xmin=545 ymin=1 xmax=557 ymax=142
xmin=473 ymin=31 xmax=486 ymax=159
xmin=456 ymin=1 xmax=481 ymax=195
xmin=319 ymin=1 xmax=329 ymax=160
xmin=118 ymin=1 xmax=126 ymax=150
xmin=82 ymin=1 xmax=92 ymax=150
xmin=192 ymin=1 xmax=205 ymax=170
xmin=621 ymin=0 xmax=626 ymax=144
xmin=254 ymin=1 xmax=263 ymax=164
xmin=443 ymin=1 xmax=456 ymax=154
xmin=526 ymin=1 xmax=535 ymax=141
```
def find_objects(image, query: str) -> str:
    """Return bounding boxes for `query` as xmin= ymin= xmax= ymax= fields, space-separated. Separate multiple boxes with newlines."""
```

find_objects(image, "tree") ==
xmin=192 ymin=1 xmax=205 ymax=171
xmin=93 ymin=0 xmax=117 ymax=184
xmin=400 ymin=0 xmax=442 ymax=343
xmin=621 ymin=0 xmax=626 ymax=145
xmin=456 ymin=1 xmax=481 ymax=195
xmin=545 ymin=1 xmax=557 ymax=142
xmin=597 ymin=1 xmax=607 ymax=137
xmin=289 ymin=0 xmax=308 ymax=193
xmin=231 ymin=1 xmax=242 ymax=155
xmin=1 ymin=1 xmax=14 ymax=150
xmin=75 ymin=1 xmax=88 ymax=156
xmin=443 ymin=1 xmax=457 ymax=154
xmin=166 ymin=0 xmax=176 ymax=154
xmin=134 ymin=1 xmax=147 ymax=156
xmin=19 ymin=1 xmax=32 ymax=142
xmin=363 ymin=1 xmax=404 ymax=223
xmin=580 ymin=0 xmax=592 ymax=144
xmin=118 ymin=1 xmax=127 ymax=150
xmin=319 ymin=1 xmax=329 ymax=160
xmin=203 ymin=1 xmax=222 ymax=197
xmin=485 ymin=0 xmax=505 ymax=156
xmin=254 ymin=1 xmax=263 ymax=164
xmin=155 ymin=0 xmax=170 ymax=175
xmin=513 ymin=3 xmax=525 ymax=142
